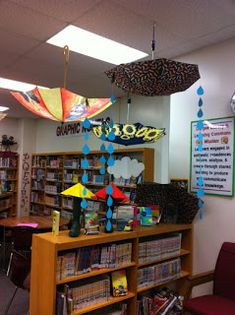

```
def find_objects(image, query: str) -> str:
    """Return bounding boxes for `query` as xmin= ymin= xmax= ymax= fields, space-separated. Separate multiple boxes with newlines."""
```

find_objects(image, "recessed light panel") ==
xmin=47 ymin=25 xmax=148 ymax=65
xmin=0 ymin=78 xmax=46 ymax=92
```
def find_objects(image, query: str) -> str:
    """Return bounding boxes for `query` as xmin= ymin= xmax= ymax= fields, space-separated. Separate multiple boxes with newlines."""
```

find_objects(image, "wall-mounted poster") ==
xmin=190 ymin=117 xmax=234 ymax=196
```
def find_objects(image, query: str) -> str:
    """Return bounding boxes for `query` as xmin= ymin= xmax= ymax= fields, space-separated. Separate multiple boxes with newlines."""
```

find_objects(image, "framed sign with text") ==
xmin=190 ymin=117 xmax=235 ymax=196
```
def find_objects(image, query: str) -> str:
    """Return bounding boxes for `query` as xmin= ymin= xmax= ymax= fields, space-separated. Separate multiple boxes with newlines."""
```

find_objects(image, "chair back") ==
xmin=214 ymin=242 xmax=235 ymax=300
xmin=11 ymin=226 xmax=35 ymax=251
xmin=7 ymin=250 xmax=30 ymax=289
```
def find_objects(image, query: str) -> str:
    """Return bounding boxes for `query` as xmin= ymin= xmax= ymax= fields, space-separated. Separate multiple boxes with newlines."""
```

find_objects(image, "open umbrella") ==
xmin=105 ymin=24 xmax=200 ymax=96
xmin=11 ymin=87 xmax=113 ymax=122
xmin=92 ymin=121 xmax=165 ymax=146
xmin=61 ymin=183 xmax=94 ymax=237
xmin=94 ymin=182 xmax=129 ymax=233
xmin=11 ymin=46 xmax=114 ymax=122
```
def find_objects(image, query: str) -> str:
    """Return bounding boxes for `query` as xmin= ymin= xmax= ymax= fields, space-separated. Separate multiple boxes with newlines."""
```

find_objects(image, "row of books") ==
xmin=31 ymin=191 xmax=44 ymax=203
xmin=47 ymin=158 xmax=62 ymax=168
xmin=137 ymin=287 xmax=183 ymax=315
xmin=138 ymin=258 xmax=181 ymax=288
xmin=57 ymin=271 xmax=128 ymax=314
xmin=47 ymin=171 xmax=61 ymax=180
xmin=61 ymin=210 xmax=73 ymax=221
xmin=0 ymin=197 xmax=11 ymax=208
xmin=64 ymin=159 xmax=80 ymax=169
xmin=45 ymin=195 xmax=61 ymax=206
xmin=138 ymin=233 xmax=182 ymax=263
xmin=32 ymin=156 xmax=47 ymax=168
xmin=31 ymin=179 xmax=44 ymax=191
xmin=0 ymin=157 xmax=17 ymax=168
xmin=32 ymin=168 xmax=45 ymax=179
xmin=56 ymin=243 xmax=132 ymax=280
xmin=45 ymin=184 xmax=61 ymax=194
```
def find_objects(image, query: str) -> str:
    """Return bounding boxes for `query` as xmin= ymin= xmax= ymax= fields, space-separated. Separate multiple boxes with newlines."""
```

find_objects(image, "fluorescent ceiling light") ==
xmin=47 ymin=25 xmax=148 ymax=65
xmin=0 ymin=106 xmax=9 ymax=112
xmin=0 ymin=77 xmax=47 ymax=92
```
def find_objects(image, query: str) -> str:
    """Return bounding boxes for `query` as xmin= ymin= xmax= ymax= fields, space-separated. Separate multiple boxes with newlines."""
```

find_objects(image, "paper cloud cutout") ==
xmin=107 ymin=156 xmax=145 ymax=179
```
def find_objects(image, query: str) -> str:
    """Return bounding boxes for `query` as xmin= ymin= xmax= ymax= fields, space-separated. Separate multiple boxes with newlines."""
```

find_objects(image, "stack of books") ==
xmin=56 ymin=243 xmax=133 ymax=280
xmin=138 ymin=234 xmax=182 ymax=263
xmin=70 ymin=276 xmax=110 ymax=311
xmin=138 ymin=258 xmax=181 ymax=288
xmin=137 ymin=287 xmax=183 ymax=315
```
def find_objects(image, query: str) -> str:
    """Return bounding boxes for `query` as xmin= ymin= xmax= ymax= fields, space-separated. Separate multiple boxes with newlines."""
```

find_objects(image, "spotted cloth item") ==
xmin=105 ymin=58 xmax=200 ymax=96
xmin=135 ymin=182 xmax=199 ymax=224
xmin=92 ymin=122 xmax=165 ymax=146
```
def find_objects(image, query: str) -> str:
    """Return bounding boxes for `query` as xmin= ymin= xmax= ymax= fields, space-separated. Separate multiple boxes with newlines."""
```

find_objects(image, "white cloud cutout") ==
xmin=107 ymin=156 xmax=145 ymax=179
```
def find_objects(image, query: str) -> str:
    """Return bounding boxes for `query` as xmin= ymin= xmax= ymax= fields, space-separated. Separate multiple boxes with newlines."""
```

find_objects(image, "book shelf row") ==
xmin=0 ymin=154 xmax=18 ymax=217
xmin=30 ymin=148 xmax=154 ymax=217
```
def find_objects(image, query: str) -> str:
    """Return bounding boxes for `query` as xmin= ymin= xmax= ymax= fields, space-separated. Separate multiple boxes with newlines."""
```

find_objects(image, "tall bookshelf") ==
xmin=30 ymin=148 xmax=154 ymax=218
xmin=0 ymin=153 xmax=19 ymax=217
xmin=30 ymin=224 xmax=193 ymax=315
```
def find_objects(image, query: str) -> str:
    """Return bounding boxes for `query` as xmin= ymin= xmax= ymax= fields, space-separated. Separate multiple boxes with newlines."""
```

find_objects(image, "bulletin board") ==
xmin=190 ymin=117 xmax=235 ymax=196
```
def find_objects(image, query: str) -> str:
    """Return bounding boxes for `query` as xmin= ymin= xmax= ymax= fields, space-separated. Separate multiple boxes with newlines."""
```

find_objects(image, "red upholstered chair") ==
xmin=184 ymin=242 xmax=235 ymax=315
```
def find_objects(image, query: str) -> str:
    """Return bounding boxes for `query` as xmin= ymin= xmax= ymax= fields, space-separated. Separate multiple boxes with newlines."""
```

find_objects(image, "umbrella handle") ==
xmin=151 ymin=22 xmax=156 ymax=60
xmin=63 ymin=45 xmax=70 ymax=89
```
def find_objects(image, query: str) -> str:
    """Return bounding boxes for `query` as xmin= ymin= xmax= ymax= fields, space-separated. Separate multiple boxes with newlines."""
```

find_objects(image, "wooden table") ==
xmin=0 ymin=215 xmax=69 ymax=229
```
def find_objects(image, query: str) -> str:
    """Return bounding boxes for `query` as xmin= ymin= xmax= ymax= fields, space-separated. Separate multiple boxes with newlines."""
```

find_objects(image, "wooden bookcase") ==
xmin=30 ymin=224 xmax=192 ymax=315
xmin=0 ymin=153 xmax=19 ymax=217
xmin=30 ymin=148 xmax=154 ymax=217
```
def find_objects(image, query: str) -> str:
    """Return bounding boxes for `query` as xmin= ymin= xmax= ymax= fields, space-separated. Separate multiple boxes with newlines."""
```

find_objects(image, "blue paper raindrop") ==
xmin=197 ymin=109 xmax=203 ymax=118
xmin=106 ymin=219 xmax=112 ymax=232
xmin=110 ymin=95 xmax=116 ymax=104
xmin=106 ymin=207 xmax=113 ymax=219
xmin=197 ymin=86 xmax=204 ymax=96
xmin=197 ymin=188 xmax=204 ymax=197
xmin=83 ymin=118 xmax=91 ymax=129
xmin=100 ymin=144 xmax=106 ymax=152
xmin=197 ymin=177 xmax=204 ymax=186
xmin=107 ymin=195 xmax=113 ymax=206
xmin=198 ymin=132 xmax=203 ymax=141
xmin=107 ymin=143 xmax=114 ymax=154
xmin=198 ymin=144 xmax=203 ymax=152
xmin=196 ymin=121 xmax=204 ymax=130
xmin=100 ymin=133 xmax=106 ymax=141
xmin=83 ymin=187 xmax=87 ymax=196
xmin=99 ymin=155 xmax=106 ymax=165
xmin=82 ymin=144 xmax=90 ymax=155
xmin=198 ymin=98 xmax=203 ymax=107
xmin=107 ymin=156 xmax=115 ymax=167
xmin=109 ymin=119 xmax=114 ymax=128
xmin=81 ymin=198 xmax=88 ymax=209
xmin=108 ymin=131 xmax=115 ymax=141
xmin=99 ymin=167 xmax=106 ymax=175
xmin=82 ymin=173 xmax=88 ymax=183
xmin=81 ymin=158 xmax=89 ymax=169
xmin=106 ymin=184 xmax=113 ymax=195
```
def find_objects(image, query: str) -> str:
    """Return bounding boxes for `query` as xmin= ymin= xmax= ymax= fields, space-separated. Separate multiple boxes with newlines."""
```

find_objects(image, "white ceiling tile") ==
xmin=9 ymin=0 xmax=102 ymax=22
xmin=0 ymin=0 xmax=66 ymax=41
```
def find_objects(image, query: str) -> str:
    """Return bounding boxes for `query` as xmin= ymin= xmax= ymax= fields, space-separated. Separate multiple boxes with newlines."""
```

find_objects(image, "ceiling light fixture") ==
xmin=47 ymin=25 xmax=148 ymax=65
xmin=0 ymin=77 xmax=46 ymax=92
xmin=0 ymin=106 xmax=9 ymax=112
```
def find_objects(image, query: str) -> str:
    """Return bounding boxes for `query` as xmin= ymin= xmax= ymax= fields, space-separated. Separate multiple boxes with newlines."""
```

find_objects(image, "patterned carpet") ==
xmin=0 ymin=274 xmax=29 ymax=315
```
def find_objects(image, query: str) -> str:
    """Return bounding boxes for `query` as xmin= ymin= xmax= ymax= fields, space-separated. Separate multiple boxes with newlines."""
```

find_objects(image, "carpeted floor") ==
xmin=0 ymin=274 xmax=29 ymax=315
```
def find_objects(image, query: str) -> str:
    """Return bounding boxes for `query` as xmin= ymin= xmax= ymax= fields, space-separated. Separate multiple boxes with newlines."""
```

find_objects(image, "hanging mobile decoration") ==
xmin=196 ymin=86 xmax=204 ymax=219
xmin=81 ymin=118 xmax=91 ymax=211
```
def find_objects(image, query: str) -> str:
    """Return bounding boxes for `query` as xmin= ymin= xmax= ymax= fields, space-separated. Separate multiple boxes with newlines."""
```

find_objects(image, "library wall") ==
xmin=0 ymin=117 xmax=20 ymax=151
xmin=170 ymin=37 xmax=235 ymax=295
xmin=35 ymin=95 xmax=170 ymax=183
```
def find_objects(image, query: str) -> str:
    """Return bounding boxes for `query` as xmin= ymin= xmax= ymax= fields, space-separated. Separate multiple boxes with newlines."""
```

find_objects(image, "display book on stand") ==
xmin=30 ymin=224 xmax=192 ymax=315
xmin=0 ymin=153 xmax=18 ymax=218
xmin=29 ymin=148 xmax=153 ymax=219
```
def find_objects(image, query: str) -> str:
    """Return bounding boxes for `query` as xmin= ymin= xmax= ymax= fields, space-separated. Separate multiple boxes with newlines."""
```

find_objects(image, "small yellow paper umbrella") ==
xmin=61 ymin=183 xmax=94 ymax=237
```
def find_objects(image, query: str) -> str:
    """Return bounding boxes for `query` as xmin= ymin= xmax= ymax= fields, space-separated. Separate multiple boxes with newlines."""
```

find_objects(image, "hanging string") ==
xmin=196 ymin=86 xmax=205 ymax=219
xmin=63 ymin=45 xmax=70 ymax=89
xmin=151 ymin=22 xmax=156 ymax=60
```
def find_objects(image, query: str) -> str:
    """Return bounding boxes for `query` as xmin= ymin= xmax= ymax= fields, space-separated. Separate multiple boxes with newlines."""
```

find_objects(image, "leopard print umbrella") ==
xmin=105 ymin=58 xmax=200 ymax=96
